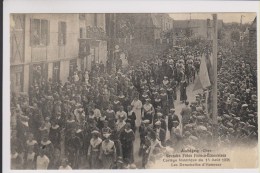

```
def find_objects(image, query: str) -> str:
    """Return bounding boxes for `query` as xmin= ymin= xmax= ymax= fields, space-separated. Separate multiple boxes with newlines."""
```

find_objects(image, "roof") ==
xmin=173 ymin=19 xmax=223 ymax=29
xmin=134 ymin=14 xmax=161 ymax=28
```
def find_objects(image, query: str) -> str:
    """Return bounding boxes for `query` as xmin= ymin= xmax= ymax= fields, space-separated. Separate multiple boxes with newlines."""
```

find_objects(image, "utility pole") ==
xmin=212 ymin=14 xmax=218 ymax=125
xmin=240 ymin=15 xmax=245 ymax=29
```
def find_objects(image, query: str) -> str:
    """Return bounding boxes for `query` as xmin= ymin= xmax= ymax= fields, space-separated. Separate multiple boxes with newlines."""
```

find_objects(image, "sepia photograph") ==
xmin=8 ymin=12 xmax=258 ymax=170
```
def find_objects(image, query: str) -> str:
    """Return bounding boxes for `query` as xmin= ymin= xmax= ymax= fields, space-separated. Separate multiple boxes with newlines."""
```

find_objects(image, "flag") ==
xmin=193 ymin=54 xmax=211 ymax=91
xmin=205 ymin=53 xmax=214 ymax=84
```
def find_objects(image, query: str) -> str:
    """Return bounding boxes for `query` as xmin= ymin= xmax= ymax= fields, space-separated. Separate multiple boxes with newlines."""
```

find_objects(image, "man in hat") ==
xmin=153 ymin=112 xmax=167 ymax=132
xmin=154 ymin=121 xmax=166 ymax=146
xmin=168 ymin=108 xmax=180 ymax=135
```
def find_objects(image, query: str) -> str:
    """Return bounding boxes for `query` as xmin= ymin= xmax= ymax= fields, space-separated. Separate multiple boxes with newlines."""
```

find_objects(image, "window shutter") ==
xmin=58 ymin=21 xmax=61 ymax=45
xmin=30 ymin=18 xmax=33 ymax=46
xmin=64 ymin=22 xmax=67 ymax=45
xmin=47 ymin=20 xmax=50 ymax=46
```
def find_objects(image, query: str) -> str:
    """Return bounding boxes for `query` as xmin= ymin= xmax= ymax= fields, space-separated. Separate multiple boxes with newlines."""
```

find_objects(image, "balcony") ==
xmin=83 ymin=26 xmax=107 ymax=41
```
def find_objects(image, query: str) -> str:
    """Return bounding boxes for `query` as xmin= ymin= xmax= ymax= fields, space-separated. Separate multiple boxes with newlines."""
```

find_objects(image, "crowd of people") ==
xmin=10 ymin=39 xmax=257 ymax=169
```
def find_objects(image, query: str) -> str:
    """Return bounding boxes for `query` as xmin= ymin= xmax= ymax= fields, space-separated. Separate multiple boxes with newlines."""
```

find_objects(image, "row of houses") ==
xmin=10 ymin=13 xmax=224 ymax=94
xmin=10 ymin=13 xmax=176 ymax=94
xmin=10 ymin=13 xmax=107 ymax=94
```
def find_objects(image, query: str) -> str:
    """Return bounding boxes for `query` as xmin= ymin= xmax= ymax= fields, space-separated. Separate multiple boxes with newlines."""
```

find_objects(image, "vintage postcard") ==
xmin=3 ymin=0 xmax=259 ymax=172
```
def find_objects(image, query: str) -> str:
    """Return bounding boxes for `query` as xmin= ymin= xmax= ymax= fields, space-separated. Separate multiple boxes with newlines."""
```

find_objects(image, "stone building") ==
xmin=10 ymin=14 xmax=80 ymax=93
xmin=78 ymin=14 xmax=107 ymax=71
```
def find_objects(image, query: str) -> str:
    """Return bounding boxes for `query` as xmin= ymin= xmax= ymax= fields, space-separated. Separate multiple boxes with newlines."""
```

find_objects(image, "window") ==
xmin=15 ymin=72 xmax=21 ymax=86
xmin=30 ymin=19 xmax=49 ymax=46
xmin=58 ymin=22 xmax=67 ymax=45
xmin=80 ymin=28 xmax=84 ymax=38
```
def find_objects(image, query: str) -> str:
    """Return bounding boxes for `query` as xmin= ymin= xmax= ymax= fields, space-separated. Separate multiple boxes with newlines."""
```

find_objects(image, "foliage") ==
xmin=116 ymin=14 xmax=135 ymax=38
xmin=230 ymin=30 xmax=240 ymax=42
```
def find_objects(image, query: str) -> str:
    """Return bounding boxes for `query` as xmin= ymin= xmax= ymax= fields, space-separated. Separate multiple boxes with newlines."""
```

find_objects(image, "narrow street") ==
xmin=74 ymin=79 xmax=200 ymax=169
xmin=132 ymin=80 xmax=200 ymax=168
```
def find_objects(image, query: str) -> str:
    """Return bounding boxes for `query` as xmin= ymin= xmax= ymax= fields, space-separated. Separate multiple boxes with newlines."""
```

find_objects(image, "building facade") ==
xmin=10 ymin=14 xmax=80 ymax=93
xmin=173 ymin=19 xmax=223 ymax=39
xmin=78 ymin=13 xmax=107 ymax=72
xmin=11 ymin=13 xmax=108 ymax=94
xmin=248 ymin=17 xmax=257 ymax=68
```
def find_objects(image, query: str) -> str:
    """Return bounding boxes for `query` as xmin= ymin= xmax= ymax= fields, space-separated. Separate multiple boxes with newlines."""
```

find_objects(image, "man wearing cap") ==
xmin=168 ymin=109 xmax=180 ymax=134
xmin=153 ymin=112 xmax=167 ymax=132
xmin=154 ymin=121 xmax=166 ymax=146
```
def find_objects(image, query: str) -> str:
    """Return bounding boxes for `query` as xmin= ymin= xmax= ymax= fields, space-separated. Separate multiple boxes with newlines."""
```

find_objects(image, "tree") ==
xmin=116 ymin=14 xmax=135 ymax=38
xmin=230 ymin=30 xmax=240 ymax=42
xmin=218 ymin=29 xmax=225 ymax=40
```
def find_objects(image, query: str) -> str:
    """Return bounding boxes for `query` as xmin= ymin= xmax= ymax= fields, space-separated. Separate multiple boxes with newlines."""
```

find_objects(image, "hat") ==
xmin=170 ymin=108 xmax=175 ymax=112
xmin=227 ymin=122 xmax=233 ymax=127
xmin=157 ymin=112 xmax=163 ymax=117
xmin=172 ymin=120 xmax=179 ymax=124
xmin=234 ymin=117 xmax=240 ymax=121
xmin=184 ymin=131 xmax=191 ymax=137
xmin=189 ymin=135 xmax=198 ymax=141
xmin=248 ymin=114 xmax=254 ymax=117
xmin=91 ymin=130 xmax=100 ymax=134
xmin=155 ymin=121 xmax=161 ymax=126
xmin=78 ymin=108 xmax=84 ymax=112
xmin=196 ymin=107 xmax=203 ymax=112
xmin=142 ymin=120 xmax=150 ymax=124
xmin=223 ymin=114 xmax=231 ymax=119
xmin=130 ymin=164 xmax=137 ymax=169
xmin=242 ymin=104 xmax=248 ymax=108
xmin=197 ymin=125 xmax=207 ymax=131
xmin=196 ymin=115 xmax=205 ymax=120
xmin=45 ymin=117 xmax=50 ymax=121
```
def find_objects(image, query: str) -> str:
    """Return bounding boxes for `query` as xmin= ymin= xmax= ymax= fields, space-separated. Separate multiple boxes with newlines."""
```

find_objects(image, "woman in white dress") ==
xmin=131 ymin=96 xmax=142 ymax=127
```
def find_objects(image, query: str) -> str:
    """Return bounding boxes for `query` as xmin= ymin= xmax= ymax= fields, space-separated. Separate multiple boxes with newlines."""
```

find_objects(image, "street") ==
xmin=75 ymin=78 xmax=200 ymax=169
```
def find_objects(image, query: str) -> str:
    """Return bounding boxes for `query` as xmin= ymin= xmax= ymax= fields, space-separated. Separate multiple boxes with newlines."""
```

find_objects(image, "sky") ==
xmin=169 ymin=13 xmax=256 ymax=24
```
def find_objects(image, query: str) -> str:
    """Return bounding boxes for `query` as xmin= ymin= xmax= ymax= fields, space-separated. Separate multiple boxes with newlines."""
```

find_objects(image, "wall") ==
xmin=24 ymin=14 xmax=79 ymax=64
xmin=23 ymin=14 xmax=80 ymax=91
